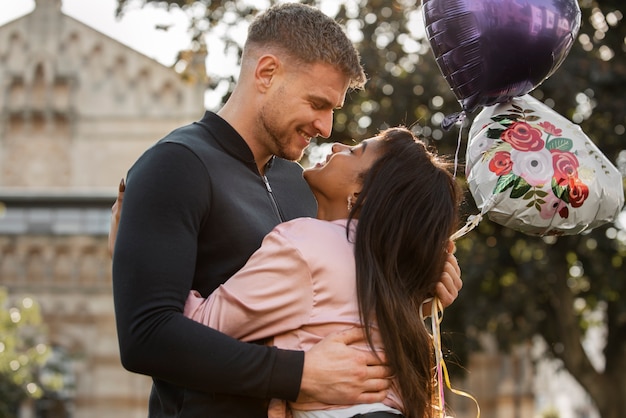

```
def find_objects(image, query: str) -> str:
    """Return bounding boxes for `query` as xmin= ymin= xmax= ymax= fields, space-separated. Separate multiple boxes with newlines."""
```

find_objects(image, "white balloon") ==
xmin=465 ymin=94 xmax=624 ymax=236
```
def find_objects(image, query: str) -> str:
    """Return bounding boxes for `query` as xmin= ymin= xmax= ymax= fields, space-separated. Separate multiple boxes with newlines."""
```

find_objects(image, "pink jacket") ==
xmin=184 ymin=217 xmax=403 ymax=415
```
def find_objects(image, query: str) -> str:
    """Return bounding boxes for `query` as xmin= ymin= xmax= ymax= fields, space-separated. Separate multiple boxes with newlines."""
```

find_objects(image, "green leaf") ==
xmin=546 ymin=138 xmax=574 ymax=151
xmin=492 ymin=114 xmax=522 ymax=126
xmin=525 ymin=115 xmax=541 ymax=121
xmin=493 ymin=173 xmax=517 ymax=194
xmin=551 ymin=178 xmax=570 ymax=203
xmin=491 ymin=115 xmax=509 ymax=123
xmin=510 ymin=176 xmax=532 ymax=199
xmin=486 ymin=128 xmax=506 ymax=139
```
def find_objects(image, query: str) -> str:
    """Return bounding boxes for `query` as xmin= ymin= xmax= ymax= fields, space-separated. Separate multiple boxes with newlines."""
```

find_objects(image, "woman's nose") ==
xmin=331 ymin=143 xmax=348 ymax=153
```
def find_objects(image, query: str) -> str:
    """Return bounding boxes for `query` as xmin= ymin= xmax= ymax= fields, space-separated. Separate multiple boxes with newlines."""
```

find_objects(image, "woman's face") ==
xmin=303 ymin=137 xmax=384 ymax=204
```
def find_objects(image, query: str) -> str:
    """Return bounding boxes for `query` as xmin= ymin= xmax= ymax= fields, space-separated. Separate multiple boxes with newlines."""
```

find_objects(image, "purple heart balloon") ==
xmin=423 ymin=0 xmax=581 ymax=126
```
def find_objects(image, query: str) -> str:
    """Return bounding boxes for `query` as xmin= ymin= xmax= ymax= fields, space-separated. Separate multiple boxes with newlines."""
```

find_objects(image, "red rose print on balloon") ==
xmin=538 ymin=121 xmax=562 ymax=137
xmin=551 ymin=149 xmax=579 ymax=186
xmin=501 ymin=122 xmax=545 ymax=152
xmin=488 ymin=151 xmax=513 ymax=176
xmin=568 ymin=177 xmax=589 ymax=208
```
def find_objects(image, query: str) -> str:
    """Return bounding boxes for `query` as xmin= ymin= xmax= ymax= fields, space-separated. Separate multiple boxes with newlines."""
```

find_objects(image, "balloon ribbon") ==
xmin=421 ymin=297 xmax=480 ymax=418
xmin=450 ymin=214 xmax=483 ymax=241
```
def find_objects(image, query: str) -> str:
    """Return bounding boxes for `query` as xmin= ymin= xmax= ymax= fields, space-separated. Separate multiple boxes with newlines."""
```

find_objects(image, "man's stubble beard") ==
xmin=258 ymin=96 xmax=306 ymax=163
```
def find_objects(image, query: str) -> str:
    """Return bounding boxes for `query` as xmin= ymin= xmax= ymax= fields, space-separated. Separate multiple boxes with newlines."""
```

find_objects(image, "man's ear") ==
xmin=255 ymin=54 xmax=280 ymax=92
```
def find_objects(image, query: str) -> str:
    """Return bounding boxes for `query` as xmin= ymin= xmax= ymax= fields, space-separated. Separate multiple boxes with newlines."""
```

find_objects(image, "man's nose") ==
xmin=313 ymin=111 xmax=334 ymax=139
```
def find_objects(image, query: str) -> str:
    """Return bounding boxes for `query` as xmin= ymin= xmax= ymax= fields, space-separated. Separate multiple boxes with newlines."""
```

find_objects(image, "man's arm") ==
xmin=112 ymin=143 xmax=302 ymax=401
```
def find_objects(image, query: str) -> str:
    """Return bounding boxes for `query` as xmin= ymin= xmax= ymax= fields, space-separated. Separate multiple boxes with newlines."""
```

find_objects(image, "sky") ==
xmin=0 ymin=0 xmax=191 ymax=66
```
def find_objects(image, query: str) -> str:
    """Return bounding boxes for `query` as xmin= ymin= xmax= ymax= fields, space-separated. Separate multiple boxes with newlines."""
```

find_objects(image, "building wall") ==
xmin=0 ymin=0 xmax=205 ymax=191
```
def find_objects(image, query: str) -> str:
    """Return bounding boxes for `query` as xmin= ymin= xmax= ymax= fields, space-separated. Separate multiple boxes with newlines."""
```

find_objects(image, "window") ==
xmin=0 ymin=199 xmax=112 ymax=236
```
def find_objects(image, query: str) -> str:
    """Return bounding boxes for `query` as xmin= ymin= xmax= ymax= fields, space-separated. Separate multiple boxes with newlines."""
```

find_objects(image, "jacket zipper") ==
xmin=262 ymin=175 xmax=285 ymax=222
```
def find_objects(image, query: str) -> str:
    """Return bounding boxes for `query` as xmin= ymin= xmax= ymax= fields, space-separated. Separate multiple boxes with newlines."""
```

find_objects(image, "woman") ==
xmin=109 ymin=127 xmax=461 ymax=418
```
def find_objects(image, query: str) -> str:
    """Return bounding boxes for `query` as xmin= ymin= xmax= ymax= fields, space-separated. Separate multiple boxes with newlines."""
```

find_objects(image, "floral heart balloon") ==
xmin=465 ymin=95 xmax=624 ymax=236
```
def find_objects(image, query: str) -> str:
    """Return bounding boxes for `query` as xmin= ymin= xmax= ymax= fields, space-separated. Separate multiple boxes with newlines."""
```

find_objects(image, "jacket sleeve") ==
xmin=112 ymin=142 xmax=304 ymax=402
xmin=184 ymin=224 xmax=313 ymax=341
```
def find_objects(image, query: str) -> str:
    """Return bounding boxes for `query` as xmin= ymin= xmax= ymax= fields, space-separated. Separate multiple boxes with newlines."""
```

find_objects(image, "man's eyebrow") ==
xmin=360 ymin=141 xmax=368 ymax=154
xmin=309 ymin=94 xmax=340 ymax=110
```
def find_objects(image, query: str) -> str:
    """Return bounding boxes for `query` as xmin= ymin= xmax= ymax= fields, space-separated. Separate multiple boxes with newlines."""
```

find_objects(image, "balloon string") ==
xmin=425 ymin=109 xmax=479 ymax=416
xmin=452 ymin=112 xmax=466 ymax=179
xmin=450 ymin=214 xmax=482 ymax=241
xmin=422 ymin=297 xmax=481 ymax=418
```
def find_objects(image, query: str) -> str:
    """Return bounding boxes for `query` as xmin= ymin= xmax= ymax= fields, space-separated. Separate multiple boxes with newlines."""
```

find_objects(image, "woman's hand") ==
xmin=435 ymin=242 xmax=462 ymax=308
xmin=422 ymin=241 xmax=462 ymax=316
xmin=108 ymin=178 xmax=125 ymax=258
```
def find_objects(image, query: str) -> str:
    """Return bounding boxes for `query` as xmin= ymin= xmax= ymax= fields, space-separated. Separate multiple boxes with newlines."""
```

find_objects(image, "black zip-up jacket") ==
xmin=112 ymin=111 xmax=318 ymax=417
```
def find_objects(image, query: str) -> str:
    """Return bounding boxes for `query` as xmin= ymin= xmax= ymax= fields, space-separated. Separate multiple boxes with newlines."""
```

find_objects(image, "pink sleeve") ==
xmin=183 ymin=226 xmax=314 ymax=342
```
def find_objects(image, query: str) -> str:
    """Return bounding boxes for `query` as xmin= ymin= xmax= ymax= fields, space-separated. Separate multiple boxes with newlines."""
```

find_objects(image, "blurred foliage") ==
xmin=0 ymin=287 xmax=49 ymax=417
xmin=0 ymin=288 xmax=72 ymax=418
xmin=119 ymin=1 xmax=626 ymax=416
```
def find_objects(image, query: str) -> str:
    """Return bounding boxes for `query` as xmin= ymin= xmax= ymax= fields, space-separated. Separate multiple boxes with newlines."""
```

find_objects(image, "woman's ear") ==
xmin=347 ymin=190 xmax=362 ymax=214
xmin=255 ymin=54 xmax=280 ymax=92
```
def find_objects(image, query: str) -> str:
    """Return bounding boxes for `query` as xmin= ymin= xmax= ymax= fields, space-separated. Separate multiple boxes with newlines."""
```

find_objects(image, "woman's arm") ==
xmin=108 ymin=178 xmax=124 ymax=258
xmin=184 ymin=223 xmax=314 ymax=342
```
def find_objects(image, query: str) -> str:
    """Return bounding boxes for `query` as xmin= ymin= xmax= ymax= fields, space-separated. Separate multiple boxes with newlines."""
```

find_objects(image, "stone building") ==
xmin=0 ymin=0 xmax=205 ymax=416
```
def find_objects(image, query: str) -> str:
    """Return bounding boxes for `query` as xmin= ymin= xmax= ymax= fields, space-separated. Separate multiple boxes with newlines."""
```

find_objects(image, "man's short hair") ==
xmin=245 ymin=3 xmax=367 ymax=90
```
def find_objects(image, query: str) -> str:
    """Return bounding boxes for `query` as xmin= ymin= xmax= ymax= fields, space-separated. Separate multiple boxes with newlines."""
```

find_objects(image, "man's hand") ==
xmin=298 ymin=327 xmax=391 ymax=405
xmin=108 ymin=178 xmax=125 ymax=258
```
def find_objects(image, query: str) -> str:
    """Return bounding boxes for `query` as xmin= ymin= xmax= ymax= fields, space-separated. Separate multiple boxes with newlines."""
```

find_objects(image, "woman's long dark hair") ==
xmin=348 ymin=127 xmax=461 ymax=418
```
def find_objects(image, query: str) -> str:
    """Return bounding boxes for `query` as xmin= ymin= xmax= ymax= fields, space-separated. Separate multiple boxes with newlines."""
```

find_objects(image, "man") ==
xmin=112 ymin=3 xmax=462 ymax=417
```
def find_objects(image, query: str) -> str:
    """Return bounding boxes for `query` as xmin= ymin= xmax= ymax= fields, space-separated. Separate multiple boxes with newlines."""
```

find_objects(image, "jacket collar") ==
xmin=195 ymin=111 xmax=259 ymax=167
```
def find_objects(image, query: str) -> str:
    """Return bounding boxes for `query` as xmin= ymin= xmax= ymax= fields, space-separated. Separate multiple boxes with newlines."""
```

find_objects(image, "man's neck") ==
xmin=217 ymin=106 xmax=272 ymax=175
